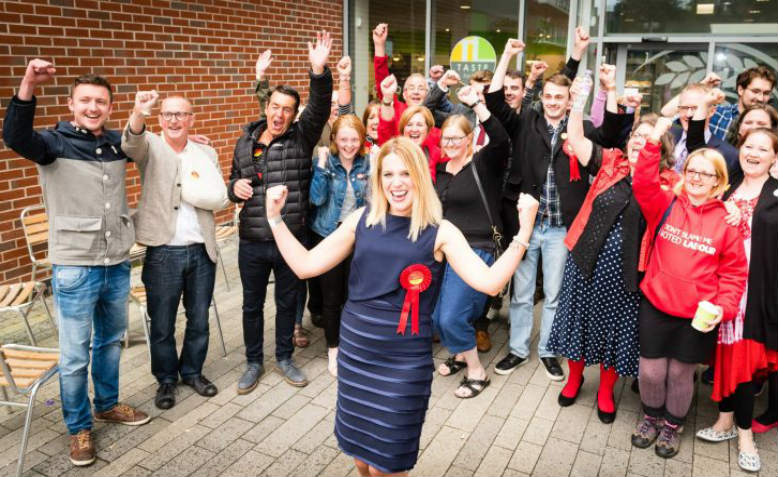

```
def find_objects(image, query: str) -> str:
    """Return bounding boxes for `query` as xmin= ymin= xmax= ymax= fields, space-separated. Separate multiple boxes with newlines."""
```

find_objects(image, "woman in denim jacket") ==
xmin=310 ymin=114 xmax=371 ymax=376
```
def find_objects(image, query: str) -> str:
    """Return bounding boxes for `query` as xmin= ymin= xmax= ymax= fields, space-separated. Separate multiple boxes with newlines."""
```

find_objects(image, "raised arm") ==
xmin=266 ymin=185 xmax=357 ymax=278
xmin=336 ymin=56 xmax=354 ymax=114
xmin=298 ymin=31 xmax=334 ymax=149
xmin=438 ymin=194 xmax=539 ymax=295
xmin=373 ymin=23 xmax=390 ymax=100
xmin=567 ymin=77 xmax=595 ymax=168
xmin=687 ymin=87 xmax=724 ymax=153
xmin=254 ymin=49 xmax=273 ymax=113
xmin=632 ymin=117 xmax=676 ymax=226
xmin=3 ymin=59 xmax=61 ymax=165
xmin=490 ymin=39 xmax=524 ymax=93
xmin=121 ymin=90 xmax=159 ymax=167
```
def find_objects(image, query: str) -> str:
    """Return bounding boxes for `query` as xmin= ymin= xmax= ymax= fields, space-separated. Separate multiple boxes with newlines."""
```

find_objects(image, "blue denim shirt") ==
xmin=310 ymin=153 xmax=370 ymax=237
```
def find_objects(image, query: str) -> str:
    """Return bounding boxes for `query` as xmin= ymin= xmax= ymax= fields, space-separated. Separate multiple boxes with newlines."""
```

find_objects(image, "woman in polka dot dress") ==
xmin=547 ymin=69 xmax=679 ymax=423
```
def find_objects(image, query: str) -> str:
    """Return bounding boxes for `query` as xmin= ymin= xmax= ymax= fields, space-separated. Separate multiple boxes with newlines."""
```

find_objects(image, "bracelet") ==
xmin=268 ymin=215 xmax=283 ymax=228
xmin=509 ymin=235 xmax=530 ymax=250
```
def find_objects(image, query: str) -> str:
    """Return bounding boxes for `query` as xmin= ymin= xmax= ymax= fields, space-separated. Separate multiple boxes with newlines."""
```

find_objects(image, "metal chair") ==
xmin=0 ymin=282 xmax=57 ymax=345
xmin=214 ymin=205 xmax=240 ymax=290
xmin=0 ymin=344 xmax=59 ymax=477
xmin=129 ymin=286 xmax=227 ymax=363
xmin=20 ymin=206 xmax=50 ymax=282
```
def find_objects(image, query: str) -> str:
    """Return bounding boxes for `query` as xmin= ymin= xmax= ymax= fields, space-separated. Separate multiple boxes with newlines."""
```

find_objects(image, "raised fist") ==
xmin=439 ymin=70 xmax=462 ymax=88
xmin=573 ymin=26 xmax=591 ymax=54
xmin=700 ymin=72 xmax=722 ymax=88
xmin=457 ymin=85 xmax=479 ymax=107
xmin=372 ymin=23 xmax=388 ymax=46
xmin=599 ymin=64 xmax=616 ymax=91
xmin=651 ymin=116 xmax=674 ymax=142
xmin=380 ymin=74 xmax=398 ymax=100
xmin=134 ymin=90 xmax=159 ymax=116
xmin=502 ymin=39 xmax=525 ymax=57
xmin=337 ymin=56 xmax=352 ymax=78
xmin=429 ymin=65 xmax=444 ymax=82
xmin=266 ymin=184 xmax=289 ymax=219
xmin=528 ymin=61 xmax=548 ymax=81
xmin=22 ymin=59 xmax=56 ymax=87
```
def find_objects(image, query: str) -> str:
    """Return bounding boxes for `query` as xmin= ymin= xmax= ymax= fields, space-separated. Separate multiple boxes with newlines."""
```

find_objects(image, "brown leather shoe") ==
xmin=69 ymin=429 xmax=96 ymax=466
xmin=476 ymin=330 xmax=492 ymax=353
xmin=94 ymin=403 xmax=150 ymax=426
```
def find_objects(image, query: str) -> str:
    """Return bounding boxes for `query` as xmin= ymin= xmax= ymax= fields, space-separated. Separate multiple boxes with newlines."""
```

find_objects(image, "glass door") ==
xmin=606 ymin=43 xmax=708 ymax=113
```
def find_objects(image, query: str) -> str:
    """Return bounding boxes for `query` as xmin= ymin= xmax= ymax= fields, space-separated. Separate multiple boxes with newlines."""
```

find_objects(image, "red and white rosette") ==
xmin=562 ymin=139 xmax=581 ymax=182
xmin=396 ymin=264 xmax=432 ymax=335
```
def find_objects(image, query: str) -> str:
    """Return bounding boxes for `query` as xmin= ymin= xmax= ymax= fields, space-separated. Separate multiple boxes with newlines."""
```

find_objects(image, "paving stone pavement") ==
xmin=1 ymin=242 xmax=775 ymax=477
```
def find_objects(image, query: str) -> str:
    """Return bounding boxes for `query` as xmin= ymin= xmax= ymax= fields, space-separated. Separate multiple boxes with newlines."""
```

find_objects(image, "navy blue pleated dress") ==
xmin=335 ymin=211 xmax=443 ymax=473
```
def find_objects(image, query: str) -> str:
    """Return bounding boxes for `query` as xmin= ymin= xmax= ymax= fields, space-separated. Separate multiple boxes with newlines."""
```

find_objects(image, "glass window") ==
xmin=368 ymin=0 xmax=426 ymax=100
xmin=605 ymin=0 xmax=778 ymax=35
xmin=524 ymin=0 xmax=571 ymax=76
xmin=431 ymin=0 xmax=519 ymax=80
xmin=712 ymin=43 xmax=778 ymax=104
xmin=607 ymin=44 xmax=708 ymax=113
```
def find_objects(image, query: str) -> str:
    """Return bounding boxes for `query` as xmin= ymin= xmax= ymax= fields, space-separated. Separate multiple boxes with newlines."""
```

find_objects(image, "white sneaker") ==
xmin=328 ymin=347 xmax=338 ymax=377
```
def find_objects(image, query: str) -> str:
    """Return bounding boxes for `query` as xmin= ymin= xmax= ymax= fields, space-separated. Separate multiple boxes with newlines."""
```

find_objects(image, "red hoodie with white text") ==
xmin=632 ymin=142 xmax=747 ymax=321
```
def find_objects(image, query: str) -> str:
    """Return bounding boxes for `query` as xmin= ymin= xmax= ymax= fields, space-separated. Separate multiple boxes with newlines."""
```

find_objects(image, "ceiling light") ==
xmin=749 ymin=9 xmax=761 ymax=13
xmin=496 ymin=28 xmax=501 ymax=33
xmin=460 ymin=4 xmax=471 ymax=9
xmin=696 ymin=3 xmax=714 ymax=14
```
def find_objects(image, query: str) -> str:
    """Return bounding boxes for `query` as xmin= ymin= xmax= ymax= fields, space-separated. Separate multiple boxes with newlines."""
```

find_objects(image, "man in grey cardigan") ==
xmin=122 ymin=91 xmax=228 ymax=410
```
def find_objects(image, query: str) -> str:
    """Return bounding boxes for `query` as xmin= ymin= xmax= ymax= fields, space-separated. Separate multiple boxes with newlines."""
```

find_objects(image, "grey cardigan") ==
xmin=121 ymin=125 xmax=228 ymax=263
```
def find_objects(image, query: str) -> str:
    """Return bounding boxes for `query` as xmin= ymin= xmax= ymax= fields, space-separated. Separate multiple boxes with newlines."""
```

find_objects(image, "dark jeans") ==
xmin=142 ymin=244 xmax=215 ymax=384
xmin=239 ymin=239 xmax=299 ymax=363
xmin=313 ymin=232 xmax=351 ymax=347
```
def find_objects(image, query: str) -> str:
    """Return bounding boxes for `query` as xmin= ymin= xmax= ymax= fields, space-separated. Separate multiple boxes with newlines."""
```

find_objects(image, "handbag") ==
xmin=471 ymin=161 xmax=503 ymax=257
xmin=180 ymin=146 xmax=229 ymax=211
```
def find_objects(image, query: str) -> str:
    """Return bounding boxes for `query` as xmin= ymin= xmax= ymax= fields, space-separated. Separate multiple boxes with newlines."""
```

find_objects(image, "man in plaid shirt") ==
xmin=663 ymin=66 xmax=775 ymax=140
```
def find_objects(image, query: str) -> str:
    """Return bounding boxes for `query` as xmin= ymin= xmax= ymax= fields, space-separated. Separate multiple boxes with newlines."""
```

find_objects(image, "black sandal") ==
xmin=456 ymin=376 xmax=490 ymax=399
xmin=439 ymin=356 xmax=467 ymax=376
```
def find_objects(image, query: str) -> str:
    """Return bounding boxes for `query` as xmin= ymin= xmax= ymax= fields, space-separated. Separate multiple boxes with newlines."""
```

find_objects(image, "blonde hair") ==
xmin=673 ymin=148 xmax=730 ymax=198
xmin=366 ymin=136 xmax=442 ymax=241
xmin=440 ymin=114 xmax=474 ymax=158
xmin=329 ymin=114 xmax=368 ymax=156
xmin=398 ymin=106 xmax=434 ymax=137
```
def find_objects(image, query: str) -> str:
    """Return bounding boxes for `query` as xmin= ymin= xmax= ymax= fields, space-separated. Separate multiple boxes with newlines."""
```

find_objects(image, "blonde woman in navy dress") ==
xmin=264 ymin=137 xmax=539 ymax=476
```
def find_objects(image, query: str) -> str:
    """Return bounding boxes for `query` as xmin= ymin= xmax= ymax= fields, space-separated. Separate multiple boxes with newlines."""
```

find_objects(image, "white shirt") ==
xmin=168 ymin=142 xmax=206 ymax=246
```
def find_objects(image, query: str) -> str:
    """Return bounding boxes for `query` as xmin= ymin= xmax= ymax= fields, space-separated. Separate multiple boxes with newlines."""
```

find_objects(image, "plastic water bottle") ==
xmin=572 ymin=69 xmax=593 ymax=111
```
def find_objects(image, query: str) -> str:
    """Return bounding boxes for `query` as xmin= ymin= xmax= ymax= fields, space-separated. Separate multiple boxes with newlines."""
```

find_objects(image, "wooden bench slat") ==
xmin=1 ymin=349 xmax=60 ymax=361
xmin=0 ymin=284 xmax=21 ymax=307
xmin=22 ymin=213 xmax=47 ymax=226
xmin=0 ymin=376 xmax=35 ymax=388
xmin=10 ymin=282 xmax=36 ymax=306
xmin=4 ymin=357 xmax=58 ymax=370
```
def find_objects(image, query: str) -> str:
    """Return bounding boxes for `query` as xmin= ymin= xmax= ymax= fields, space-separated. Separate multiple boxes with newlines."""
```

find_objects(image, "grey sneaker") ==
xmin=237 ymin=363 xmax=264 ymax=395
xmin=655 ymin=423 xmax=681 ymax=458
xmin=277 ymin=359 xmax=308 ymax=387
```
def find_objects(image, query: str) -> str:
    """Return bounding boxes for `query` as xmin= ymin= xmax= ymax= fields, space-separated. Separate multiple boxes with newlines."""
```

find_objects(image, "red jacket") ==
xmin=633 ymin=142 xmax=747 ymax=321
xmin=565 ymin=147 xmax=680 ymax=272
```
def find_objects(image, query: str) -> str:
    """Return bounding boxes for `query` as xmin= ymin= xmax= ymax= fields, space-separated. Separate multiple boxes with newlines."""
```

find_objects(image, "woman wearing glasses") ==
xmin=547 ymin=69 xmax=680 ymax=423
xmin=431 ymin=86 xmax=510 ymax=398
xmin=630 ymin=116 xmax=748 ymax=459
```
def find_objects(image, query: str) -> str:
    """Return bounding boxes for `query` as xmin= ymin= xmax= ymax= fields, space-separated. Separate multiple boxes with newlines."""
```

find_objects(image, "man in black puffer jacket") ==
xmin=228 ymin=32 xmax=333 ymax=391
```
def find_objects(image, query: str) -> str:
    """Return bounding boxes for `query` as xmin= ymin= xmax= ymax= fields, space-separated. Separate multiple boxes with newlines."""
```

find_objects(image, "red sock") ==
xmin=561 ymin=359 xmax=585 ymax=398
xmin=598 ymin=364 xmax=619 ymax=413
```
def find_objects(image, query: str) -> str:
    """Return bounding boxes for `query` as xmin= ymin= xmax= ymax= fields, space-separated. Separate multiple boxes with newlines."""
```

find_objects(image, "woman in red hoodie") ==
xmin=630 ymin=117 xmax=748 ymax=459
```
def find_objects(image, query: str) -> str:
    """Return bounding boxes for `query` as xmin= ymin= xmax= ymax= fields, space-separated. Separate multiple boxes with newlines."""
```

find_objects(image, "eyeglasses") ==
xmin=677 ymin=105 xmax=699 ymax=114
xmin=685 ymin=168 xmax=717 ymax=180
xmin=160 ymin=111 xmax=193 ymax=121
xmin=441 ymin=135 xmax=467 ymax=146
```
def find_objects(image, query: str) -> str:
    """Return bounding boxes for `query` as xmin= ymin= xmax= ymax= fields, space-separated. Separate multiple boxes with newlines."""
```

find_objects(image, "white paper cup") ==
xmin=691 ymin=301 xmax=719 ymax=331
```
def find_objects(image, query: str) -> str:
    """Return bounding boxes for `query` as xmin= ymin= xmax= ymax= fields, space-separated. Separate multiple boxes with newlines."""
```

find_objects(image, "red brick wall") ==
xmin=0 ymin=0 xmax=344 ymax=283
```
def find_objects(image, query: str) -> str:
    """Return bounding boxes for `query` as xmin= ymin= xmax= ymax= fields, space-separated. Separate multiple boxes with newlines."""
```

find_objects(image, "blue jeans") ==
xmin=238 ymin=239 xmax=299 ymax=363
xmin=508 ymin=221 xmax=568 ymax=359
xmin=433 ymin=248 xmax=494 ymax=354
xmin=53 ymin=262 xmax=130 ymax=435
xmin=142 ymin=244 xmax=215 ymax=384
